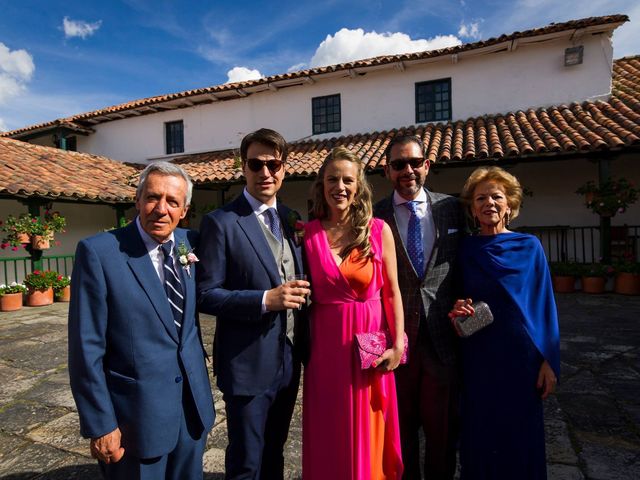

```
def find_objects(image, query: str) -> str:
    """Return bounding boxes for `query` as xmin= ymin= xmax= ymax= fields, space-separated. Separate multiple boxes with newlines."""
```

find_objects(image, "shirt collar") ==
xmin=135 ymin=216 xmax=175 ymax=253
xmin=243 ymin=188 xmax=278 ymax=215
xmin=393 ymin=188 xmax=427 ymax=206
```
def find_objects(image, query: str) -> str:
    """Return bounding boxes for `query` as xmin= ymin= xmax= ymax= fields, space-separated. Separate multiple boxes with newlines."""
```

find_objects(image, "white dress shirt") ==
xmin=392 ymin=189 xmax=436 ymax=265
xmin=135 ymin=216 xmax=177 ymax=285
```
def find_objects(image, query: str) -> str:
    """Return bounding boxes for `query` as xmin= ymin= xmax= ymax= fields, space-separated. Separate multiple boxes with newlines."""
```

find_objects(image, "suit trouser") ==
xmin=99 ymin=380 xmax=207 ymax=480
xmin=223 ymin=340 xmax=301 ymax=480
xmin=395 ymin=338 xmax=460 ymax=480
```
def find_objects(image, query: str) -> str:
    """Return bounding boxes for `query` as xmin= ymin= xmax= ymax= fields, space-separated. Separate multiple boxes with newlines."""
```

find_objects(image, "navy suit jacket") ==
xmin=68 ymin=222 xmax=214 ymax=459
xmin=197 ymin=194 xmax=304 ymax=396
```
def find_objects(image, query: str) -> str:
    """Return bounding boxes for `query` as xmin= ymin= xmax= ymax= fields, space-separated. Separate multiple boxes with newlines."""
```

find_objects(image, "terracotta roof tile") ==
xmin=2 ymin=54 xmax=639 ymax=196
xmin=2 ymin=15 xmax=628 ymax=139
xmin=0 ymin=138 xmax=138 ymax=203
xmin=171 ymin=55 xmax=640 ymax=184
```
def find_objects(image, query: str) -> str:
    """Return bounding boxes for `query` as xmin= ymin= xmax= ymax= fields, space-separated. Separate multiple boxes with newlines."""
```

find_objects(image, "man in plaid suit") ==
xmin=374 ymin=135 xmax=464 ymax=480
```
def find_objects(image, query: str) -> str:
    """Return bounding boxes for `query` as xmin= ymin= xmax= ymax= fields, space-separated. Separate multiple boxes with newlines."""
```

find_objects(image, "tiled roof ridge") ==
xmin=1 ymin=14 xmax=628 ymax=138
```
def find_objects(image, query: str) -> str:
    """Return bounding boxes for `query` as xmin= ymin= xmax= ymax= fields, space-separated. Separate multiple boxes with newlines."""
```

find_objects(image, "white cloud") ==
xmin=63 ymin=16 xmax=102 ymax=39
xmin=287 ymin=62 xmax=308 ymax=73
xmin=458 ymin=21 xmax=482 ymax=40
xmin=0 ymin=118 xmax=7 ymax=132
xmin=0 ymin=43 xmax=35 ymax=104
xmin=226 ymin=66 xmax=263 ymax=83
xmin=611 ymin=3 xmax=640 ymax=58
xmin=309 ymin=28 xmax=461 ymax=68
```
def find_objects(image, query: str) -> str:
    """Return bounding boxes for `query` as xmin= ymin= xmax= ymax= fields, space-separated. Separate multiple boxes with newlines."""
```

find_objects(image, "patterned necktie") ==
xmin=160 ymin=241 xmax=183 ymax=334
xmin=404 ymin=201 xmax=425 ymax=276
xmin=264 ymin=208 xmax=283 ymax=244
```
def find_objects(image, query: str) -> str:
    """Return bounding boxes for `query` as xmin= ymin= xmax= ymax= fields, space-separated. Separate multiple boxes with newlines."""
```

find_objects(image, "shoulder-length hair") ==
xmin=460 ymin=166 xmax=523 ymax=222
xmin=311 ymin=146 xmax=373 ymax=259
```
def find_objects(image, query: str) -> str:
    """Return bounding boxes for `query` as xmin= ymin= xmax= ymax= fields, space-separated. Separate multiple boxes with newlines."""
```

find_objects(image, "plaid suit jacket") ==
xmin=374 ymin=189 xmax=464 ymax=366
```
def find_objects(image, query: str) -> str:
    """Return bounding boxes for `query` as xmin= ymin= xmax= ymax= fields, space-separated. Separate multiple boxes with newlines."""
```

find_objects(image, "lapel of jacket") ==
xmin=278 ymin=203 xmax=303 ymax=273
xmin=174 ymin=229 xmax=195 ymax=339
xmin=424 ymin=189 xmax=443 ymax=278
xmin=124 ymin=222 xmax=180 ymax=344
xmin=234 ymin=195 xmax=282 ymax=286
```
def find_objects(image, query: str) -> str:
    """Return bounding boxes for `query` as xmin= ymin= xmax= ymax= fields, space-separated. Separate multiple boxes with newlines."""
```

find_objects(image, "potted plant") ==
xmin=53 ymin=274 xmax=71 ymax=302
xmin=23 ymin=270 xmax=58 ymax=306
xmin=0 ymin=213 xmax=33 ymax=250
xmin=28 ymin=217 xmax=53 ymax=250
xmin=578 ymin=263 xmax=615 ymax=294
xmin=44 ymin=210 xmax=66 ymax=238
xmin=0 ymin=282 xmax=27 ymax=311
xmin=613 ymin=254 xmax=640 ymax=295
xmin=549 ymin=261 xmax=580 ymax=293
xmin=576 ymin=178 xmax=639 ymax=217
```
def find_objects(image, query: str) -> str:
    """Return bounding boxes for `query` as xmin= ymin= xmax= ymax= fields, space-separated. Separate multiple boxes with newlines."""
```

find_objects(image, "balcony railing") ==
xmin=0 ymin=255 xmax=75 ymax=285
xmin=516 ymin=225 xmax=640 ymax=264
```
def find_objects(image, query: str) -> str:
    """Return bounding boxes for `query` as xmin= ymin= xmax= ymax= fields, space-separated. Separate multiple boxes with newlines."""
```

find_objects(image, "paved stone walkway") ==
xmin=0 ymin=293 xmax=638 ymax=479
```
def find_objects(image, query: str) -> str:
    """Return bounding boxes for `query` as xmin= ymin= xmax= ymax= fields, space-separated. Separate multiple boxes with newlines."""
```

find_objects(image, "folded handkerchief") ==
xmin=447 ymin=228 xmax=458 ymax=234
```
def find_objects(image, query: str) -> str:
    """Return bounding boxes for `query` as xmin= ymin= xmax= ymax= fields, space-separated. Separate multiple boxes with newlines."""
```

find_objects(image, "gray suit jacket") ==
xmin=374 ymin=189 xmax=464 ymax=366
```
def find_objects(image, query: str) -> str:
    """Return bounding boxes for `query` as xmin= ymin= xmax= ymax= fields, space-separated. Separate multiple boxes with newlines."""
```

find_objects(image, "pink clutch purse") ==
xmin=354 ymin=330 xmax=409 ymax=369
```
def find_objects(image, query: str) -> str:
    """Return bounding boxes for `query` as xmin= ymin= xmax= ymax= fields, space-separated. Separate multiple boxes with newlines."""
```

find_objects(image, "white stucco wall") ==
xmin=75 ymin=33 xmax=613 ymax=164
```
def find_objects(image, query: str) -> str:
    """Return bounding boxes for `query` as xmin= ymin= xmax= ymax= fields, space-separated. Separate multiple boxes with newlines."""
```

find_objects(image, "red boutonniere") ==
xmin=287 ymin=211 xmax=305 ymax=246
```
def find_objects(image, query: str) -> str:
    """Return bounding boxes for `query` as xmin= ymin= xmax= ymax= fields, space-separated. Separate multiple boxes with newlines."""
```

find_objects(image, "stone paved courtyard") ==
xmin=0 ymin=293 xmax=639 ymax=479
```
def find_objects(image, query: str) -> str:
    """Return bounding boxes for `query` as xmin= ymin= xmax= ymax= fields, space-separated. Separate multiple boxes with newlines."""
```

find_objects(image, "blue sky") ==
xmin=0 ymin=0 xmax=638 ymax=132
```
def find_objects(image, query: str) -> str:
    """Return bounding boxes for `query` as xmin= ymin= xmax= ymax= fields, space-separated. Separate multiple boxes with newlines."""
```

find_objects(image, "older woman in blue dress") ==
xmin=449 ymin=166 xmax=560 ymax=480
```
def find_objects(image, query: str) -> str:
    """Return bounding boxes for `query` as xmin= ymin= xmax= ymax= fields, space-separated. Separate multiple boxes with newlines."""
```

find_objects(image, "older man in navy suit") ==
xmin=69 ymin=162 xmax=214 ymax=479
xmin=197 ymin=128 xmax=309 ymax=480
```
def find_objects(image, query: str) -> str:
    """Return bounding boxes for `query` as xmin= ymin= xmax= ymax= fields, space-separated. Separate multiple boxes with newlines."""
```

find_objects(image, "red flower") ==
xmin=33 ymin=269 xmax=41 ymax=275
xmin=57 ymin=275 xmax=63 ymax=281
xmin=11 ymin=246 xmax=18 ymax=251
xmin=1 ymin=242 xmax=8 ymax=249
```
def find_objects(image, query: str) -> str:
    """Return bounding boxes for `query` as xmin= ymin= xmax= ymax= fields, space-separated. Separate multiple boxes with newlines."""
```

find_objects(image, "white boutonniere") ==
xmin=177 ymin=241 xmax=199 ymax=277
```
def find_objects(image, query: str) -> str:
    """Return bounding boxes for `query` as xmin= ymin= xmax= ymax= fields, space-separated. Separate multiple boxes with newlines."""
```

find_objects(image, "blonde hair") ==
xmin=460 ymin=166 xmax=523 ymax=222
xmin=311 ymin=147 xmax=373 ymax=259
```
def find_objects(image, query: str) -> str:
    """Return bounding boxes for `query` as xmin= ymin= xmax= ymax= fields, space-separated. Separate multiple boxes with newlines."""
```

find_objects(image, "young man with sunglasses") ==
xmin=374 ymin=135 xmax=464 ymax=480
xmin=197 ymin=128 xmax=310 ymax=480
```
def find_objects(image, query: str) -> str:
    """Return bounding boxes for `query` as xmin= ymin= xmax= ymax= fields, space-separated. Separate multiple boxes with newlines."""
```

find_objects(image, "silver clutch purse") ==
xmin=454 ymin=301 xmax=494 ymax=337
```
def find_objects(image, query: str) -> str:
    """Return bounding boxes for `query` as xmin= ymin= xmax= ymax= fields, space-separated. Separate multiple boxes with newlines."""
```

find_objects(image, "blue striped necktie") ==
xmin=264 ymin=208 xmax=283 ymax=244
xmin=160 ymin=241 xmax=183 ymax=334
xmin=404 ymin=201 xmax=425 ymax=276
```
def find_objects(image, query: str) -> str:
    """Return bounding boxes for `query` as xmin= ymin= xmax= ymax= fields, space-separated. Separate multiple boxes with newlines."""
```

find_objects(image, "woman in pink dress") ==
xmin=303 ymin=146 xmax=405 ymax=479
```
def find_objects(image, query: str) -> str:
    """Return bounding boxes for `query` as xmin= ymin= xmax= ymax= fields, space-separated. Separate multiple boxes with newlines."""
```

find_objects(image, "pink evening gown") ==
xmin=302 ymin=218 xmax=403 ymax=479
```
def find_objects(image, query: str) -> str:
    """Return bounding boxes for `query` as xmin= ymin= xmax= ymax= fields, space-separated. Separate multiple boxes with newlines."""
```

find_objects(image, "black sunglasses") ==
xmin=245 ymin=158 xmax=285 ymax=174
xmin=388 ymin=157 xmax=427 ymax=171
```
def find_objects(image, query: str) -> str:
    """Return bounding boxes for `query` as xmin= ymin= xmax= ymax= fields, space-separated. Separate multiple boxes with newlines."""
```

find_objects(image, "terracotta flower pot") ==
xmin=0 ymin=293 xmax=23 ymax=311
xmin=26 ymin=287 xmax=54 ymax=307
xmin=16 ymin=232 xmax=30 ymax=244
xmin=552 ymin=275 xmax=576 ymax=293
xmin=614 ymin=273 xmax=640 ymax=295
xmin=55 ymin=285 xmax=71 ymax=302
xmin=31 ymin=235 xmax=50 ymax=250
xmin=581 ymin=276 xmax=605 ymax=294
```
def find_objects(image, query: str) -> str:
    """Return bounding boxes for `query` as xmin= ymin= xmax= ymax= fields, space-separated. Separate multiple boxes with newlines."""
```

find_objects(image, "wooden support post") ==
xmin=26 ymin=202 xmax=43 ymax=272
xmin=598 ymin=158 xmax=612 ymax=263
xmin=115 ymin=205 xmax=128 ymax=227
